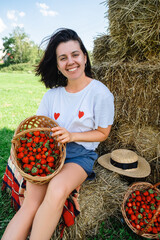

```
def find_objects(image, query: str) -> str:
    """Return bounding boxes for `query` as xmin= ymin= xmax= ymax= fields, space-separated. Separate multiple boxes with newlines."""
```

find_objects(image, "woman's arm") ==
xmin=51 ymin=125 xmax=112 ymax=144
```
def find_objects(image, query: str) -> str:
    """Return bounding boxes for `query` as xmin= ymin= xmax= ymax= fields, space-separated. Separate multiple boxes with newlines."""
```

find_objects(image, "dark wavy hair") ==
xmin=35 ymin=28 xmax=92 ymax=88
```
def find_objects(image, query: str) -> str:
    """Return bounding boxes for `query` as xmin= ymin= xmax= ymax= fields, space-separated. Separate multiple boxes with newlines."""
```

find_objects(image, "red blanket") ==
xmin=2 ymin=156 xmax=80 ymax=238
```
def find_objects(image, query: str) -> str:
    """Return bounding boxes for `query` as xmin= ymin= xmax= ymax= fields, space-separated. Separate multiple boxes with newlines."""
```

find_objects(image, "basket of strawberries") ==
xmin=121 ymin=182 xmax=160 ymax=239
xmin=11 ymin=115 xmax=66 ymax=185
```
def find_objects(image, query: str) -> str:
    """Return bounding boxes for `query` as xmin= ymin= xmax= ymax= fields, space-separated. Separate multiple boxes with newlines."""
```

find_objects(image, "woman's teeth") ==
xmin=68 ymin=67 xmax=77 ymax=72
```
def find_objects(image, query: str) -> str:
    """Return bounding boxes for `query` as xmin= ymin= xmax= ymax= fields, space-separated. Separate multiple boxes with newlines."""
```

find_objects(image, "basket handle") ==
xmin=153 ymin=182 xmax=160 ymax=189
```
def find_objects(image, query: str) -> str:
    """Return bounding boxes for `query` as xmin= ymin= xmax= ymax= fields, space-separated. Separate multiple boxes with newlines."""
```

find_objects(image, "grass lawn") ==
xmin=0 ymin=72 xmax=46 ymax=238
xmin=0 ymin=72 xmax=151 ymax=239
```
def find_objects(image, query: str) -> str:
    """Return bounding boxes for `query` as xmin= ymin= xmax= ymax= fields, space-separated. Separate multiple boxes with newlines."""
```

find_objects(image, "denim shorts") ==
xmin=64 ymin=142 xmax=98 ymax=180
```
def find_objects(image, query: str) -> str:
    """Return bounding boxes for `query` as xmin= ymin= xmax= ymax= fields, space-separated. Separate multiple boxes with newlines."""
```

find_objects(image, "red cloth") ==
xmin=2 ymin=156 xmax=80 ymax=238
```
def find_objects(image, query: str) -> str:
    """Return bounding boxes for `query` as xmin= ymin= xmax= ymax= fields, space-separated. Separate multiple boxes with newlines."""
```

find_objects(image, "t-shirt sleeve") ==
xmin=36 ymin=93 xmax=50 ymax=117
xmin=94 ymin=92 xmax=114 ymax=129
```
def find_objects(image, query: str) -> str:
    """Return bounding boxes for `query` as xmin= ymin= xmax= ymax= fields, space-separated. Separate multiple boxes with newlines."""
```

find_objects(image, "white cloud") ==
xmin=0 ymin=18 xmax=7 ymax=33
xmin=37 ymin=3 xmax=49 ymax=10
xmin=36 ymin=2 xmax=58 ymax=17
xmin=19 ymin=11 xmax=25 ymax=17
xmin=7 ymin=10 xmax=17 ymax=21
xmin=7 ymin=10 xmax=26 ymax=21
xmin=40 ymin=9 xmax=58 ymax=16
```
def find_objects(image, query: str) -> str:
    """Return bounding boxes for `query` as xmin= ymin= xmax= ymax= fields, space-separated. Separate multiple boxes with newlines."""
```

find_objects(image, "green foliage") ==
xmin=0 ymin=62 xmax=35 ymax=73
xmin=87 ymin=217 xmax=151 ymax=240
xmin=1 ymin=27 xmax=43 ymax=65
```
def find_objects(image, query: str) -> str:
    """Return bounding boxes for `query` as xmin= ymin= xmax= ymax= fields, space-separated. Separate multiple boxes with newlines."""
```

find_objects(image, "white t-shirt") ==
xmin=37 ymin=79 xmax=114 ymax=150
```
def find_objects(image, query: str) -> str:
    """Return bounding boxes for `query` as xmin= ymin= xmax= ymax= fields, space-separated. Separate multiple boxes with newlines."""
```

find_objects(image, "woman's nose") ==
xmin=67 ymin=56 xmax=74 ymax=65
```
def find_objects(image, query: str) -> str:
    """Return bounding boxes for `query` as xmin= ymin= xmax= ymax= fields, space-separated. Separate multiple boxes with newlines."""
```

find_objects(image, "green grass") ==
xmin=87 ymin=216 xmax=151 ymax=240
xmin=0 ymin=72 xmax=152 ymax=239
xmin=0 ymin=72 xmax=46 ymax=238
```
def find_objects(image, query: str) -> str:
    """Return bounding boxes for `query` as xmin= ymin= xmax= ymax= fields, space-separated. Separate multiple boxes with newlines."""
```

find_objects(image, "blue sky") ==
xmin=0 ymin=0 xmax=109 ymax=51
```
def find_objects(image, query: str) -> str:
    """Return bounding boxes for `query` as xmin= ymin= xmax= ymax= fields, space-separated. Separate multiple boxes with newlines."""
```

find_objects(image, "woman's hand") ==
xmin=51 ymin=127 xmax=73 ymax=143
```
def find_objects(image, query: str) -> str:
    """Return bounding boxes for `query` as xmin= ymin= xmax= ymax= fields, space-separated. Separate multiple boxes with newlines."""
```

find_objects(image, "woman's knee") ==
xmin=21 ymin=195 xmax=42 ymax=214
xmin=45 ymin=182 xmax=68 ymax=208
xmin=21 ymin=182 xmax=47 ymax=213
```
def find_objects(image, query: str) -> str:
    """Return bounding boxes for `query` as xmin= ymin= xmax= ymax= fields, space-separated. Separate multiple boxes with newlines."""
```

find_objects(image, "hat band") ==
xmin=110 ymin=158 xmax=138 ymax=170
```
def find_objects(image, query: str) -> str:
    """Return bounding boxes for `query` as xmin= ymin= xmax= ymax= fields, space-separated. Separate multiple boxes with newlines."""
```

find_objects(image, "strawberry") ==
xmin=22 ymin=157 xmax=29 ymax=164
xmin=18 ymin=147 xmax=24 ymax=152
xmin=23 ymin=164 xmax=33 ymax=173
xmin=34 ymin=137 xmax=39 ymax=143
xmin=26 ymin=142 xmax=32 ymax=148
xmin=17 ymin=152 xmax=24 ymax=159
xmin=46 ymin=156 xmax=54 ymax=163
xmin=45 ymin=165 xmax=54 ymax=173
xmin=36 ymin=163 xmax=41 ymax=169
xmin=48 ymin=162 xmax=55 ymax=168
xmin=31 ymin=167 xmax=39 ymax=176
xmin=33 ymin=131 xmax=40 ymax=137
xmin=29 ymin=156 xmax=35 ymax=162
xmin=26 ymin=132 xmax=33 ymax=138
xmin=36 ymin=154 xmax=41 ymax=160
xmin=30 ymin=161 xmax=36 ymax=166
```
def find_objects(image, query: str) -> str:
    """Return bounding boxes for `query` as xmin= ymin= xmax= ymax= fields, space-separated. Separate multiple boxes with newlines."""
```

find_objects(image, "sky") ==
xmin=0 ymin=0 xmax=109 ymax=52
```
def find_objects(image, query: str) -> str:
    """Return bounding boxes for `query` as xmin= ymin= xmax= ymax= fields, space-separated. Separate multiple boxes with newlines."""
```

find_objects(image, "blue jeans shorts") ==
xmin=64 ymin=142 xmax=98 ymax=180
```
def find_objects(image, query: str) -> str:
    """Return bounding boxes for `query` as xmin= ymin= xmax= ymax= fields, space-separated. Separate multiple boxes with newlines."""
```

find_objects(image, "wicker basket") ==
xmin=11 ymin=115 xmax=66 ymax=185
xmin=121 ymin=182 xmax=160 ymax=239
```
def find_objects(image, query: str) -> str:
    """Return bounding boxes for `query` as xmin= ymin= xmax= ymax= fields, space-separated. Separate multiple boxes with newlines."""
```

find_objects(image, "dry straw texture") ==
xmin=92 ymin=35 xmax=111 ymax=65
xmin=51 ymin=164 xmax=128 ymax=240
xmin=102 ymin=0 xmax=160 ymax=61
xmin=92 ymin=62 xmax=160 ymax=164
xmin=93 ymin=62 xmax=160 ymax=127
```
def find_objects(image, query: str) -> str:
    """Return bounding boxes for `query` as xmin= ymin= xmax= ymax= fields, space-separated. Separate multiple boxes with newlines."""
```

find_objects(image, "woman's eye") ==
xmin=60 ymin=57 xmax=66 ymax=61
xmin=73 ymin=54 xmax=79 ymax=57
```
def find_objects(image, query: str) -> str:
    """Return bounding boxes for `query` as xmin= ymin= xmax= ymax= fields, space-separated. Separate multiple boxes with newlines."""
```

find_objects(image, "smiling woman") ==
xmin=2 ymin=28 xmax=114 ymax=240
xmin=56 ymin=40 xmax=91 ymax=92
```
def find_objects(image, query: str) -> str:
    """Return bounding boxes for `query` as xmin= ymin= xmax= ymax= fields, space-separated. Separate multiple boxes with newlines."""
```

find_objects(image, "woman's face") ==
xmin=56 ymin=40 xmax=87 ymax=81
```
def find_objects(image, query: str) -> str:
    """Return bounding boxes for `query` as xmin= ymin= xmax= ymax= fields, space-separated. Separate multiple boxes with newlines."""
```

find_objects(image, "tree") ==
xmin=2 ymin=27 xmax=42 ymax=65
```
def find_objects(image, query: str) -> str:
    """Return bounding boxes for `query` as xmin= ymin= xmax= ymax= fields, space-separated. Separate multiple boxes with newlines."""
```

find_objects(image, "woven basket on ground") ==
xmin=11 ymin=115 xmax=66 ymax=185
xmin=121 ymin=182 xmax=160 ymax=239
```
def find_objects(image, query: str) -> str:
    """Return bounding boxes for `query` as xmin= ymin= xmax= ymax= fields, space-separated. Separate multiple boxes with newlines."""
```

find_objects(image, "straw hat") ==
xmin=97 ymin=149 xmax=151 ymax=178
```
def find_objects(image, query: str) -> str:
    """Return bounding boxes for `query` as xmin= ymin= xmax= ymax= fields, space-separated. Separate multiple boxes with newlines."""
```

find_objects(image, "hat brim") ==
xmin=97 ymin=153 xmax=151 ymax=178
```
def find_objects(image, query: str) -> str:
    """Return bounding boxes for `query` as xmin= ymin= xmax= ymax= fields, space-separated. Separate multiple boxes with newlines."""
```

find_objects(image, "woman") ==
xmin=2 ymin=28 xmax=114 ymax=240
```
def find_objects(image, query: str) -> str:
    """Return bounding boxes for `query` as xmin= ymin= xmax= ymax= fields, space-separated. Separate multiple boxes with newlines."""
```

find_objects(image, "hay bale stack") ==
xmin=92 ymin=62 xmax=160 ymax=161
xmin=92 ymin=35 xmax=111 ymax=65
xmin=102 ymin=0 xmax=160 ymax=61
xmin=51 ymin=164 xmax=128 ymax=240
xmin=93 ymin=61 xmax=160 ymax=127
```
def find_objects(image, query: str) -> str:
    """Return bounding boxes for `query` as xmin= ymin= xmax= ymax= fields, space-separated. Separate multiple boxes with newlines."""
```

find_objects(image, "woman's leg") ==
xmin=2 ymin=182 xmax=48 ymax=240
xmin=30 ymin=163 xmax=87 ymax=240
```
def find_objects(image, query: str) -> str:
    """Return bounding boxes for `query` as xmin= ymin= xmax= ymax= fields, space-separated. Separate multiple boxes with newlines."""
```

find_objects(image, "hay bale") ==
xmin=96 ymin=121 xmax=160 ymax=162
xmin=92 ymin=35 xmax=111 ymax=65
xmin=92 ymin=61 xmax=160 ymax=161
xmin=117 ymin=124 xmax=160 ymax=159
xmin=92 ymin=61 xmax=160 ymax=127
xmin=134 ymin=126 xmax=160 ymax=160
xmin=51 ymin=164 xmax=128 ymax=239
xmin=102 ymin=0 xmax=160 ymax=61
